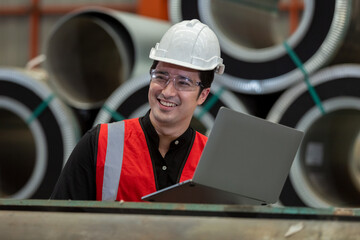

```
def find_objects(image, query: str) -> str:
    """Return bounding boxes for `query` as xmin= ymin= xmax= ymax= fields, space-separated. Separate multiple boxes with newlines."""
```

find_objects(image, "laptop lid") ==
xmin=142 ymin=107 xmax=304 ymax=204
xmin=191 ymin=107 xmax=304 ymax=203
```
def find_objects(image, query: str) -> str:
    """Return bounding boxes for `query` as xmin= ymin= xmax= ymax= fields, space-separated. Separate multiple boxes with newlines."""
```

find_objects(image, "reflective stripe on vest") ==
xmin=96 ymin=121 xmax=125 ymax=201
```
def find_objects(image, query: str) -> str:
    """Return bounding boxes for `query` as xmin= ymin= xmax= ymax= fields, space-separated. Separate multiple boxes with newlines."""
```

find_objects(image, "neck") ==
xmin=155 ymin=122 xmax=188 ymax=139
xmin=157 ymin=125 xmax=188 ymax=158
xmin=150 ymin=114 xmax=190 ymax=157
xmin=157 ymin=134 xmax=176 ymax=158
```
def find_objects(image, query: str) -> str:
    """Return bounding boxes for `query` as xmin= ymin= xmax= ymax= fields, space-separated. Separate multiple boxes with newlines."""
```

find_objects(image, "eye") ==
xmin=177 ymin=77 xmax=193 ymax=87
xmin=152 ymin=71 xmax=169 ymax=83
xmin=154 ymin=73 xmax=167 ymax=79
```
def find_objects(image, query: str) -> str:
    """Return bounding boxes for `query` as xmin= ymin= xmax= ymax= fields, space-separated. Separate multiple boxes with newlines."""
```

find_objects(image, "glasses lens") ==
xmin=151 ymin=71 xmax=168 ymax=87
xmin=175 ymin=77 xmax=196 ymax=91
xmin=151 ymin=70 xmax=200 ymax=91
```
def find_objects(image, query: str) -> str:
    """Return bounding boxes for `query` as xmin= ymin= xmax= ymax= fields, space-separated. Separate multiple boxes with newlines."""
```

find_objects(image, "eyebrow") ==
xmin=155 ymin=69 xmax=193 ymax=80
xmin=154 ymin=70 xmax=168 ymax=75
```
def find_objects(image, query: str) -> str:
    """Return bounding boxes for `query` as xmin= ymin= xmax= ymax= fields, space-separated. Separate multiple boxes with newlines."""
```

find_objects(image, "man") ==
xmin=51 ymin=19 xmax=225 ymax=201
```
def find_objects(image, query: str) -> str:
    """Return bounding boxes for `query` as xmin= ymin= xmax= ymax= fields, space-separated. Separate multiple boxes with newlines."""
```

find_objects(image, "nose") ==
xmin=161 ymin=78 xmax=177 ymax=96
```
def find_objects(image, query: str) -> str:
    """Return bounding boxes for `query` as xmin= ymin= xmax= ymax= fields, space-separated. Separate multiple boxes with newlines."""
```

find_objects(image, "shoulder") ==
xmin=73 ymin=125 xmax=100 ymax=150
xmin=194 ymin=131 xmax=208 ymax=147
xmin=195 ymin=131 xmax=208 ymax=141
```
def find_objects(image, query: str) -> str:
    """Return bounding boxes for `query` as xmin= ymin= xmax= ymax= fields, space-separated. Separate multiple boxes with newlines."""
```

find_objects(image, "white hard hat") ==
xmin=149 ymin=19 xmax=225 ymax=74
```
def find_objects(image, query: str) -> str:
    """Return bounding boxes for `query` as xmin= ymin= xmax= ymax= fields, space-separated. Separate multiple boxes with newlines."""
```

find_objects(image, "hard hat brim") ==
xmin=149 ymin=48 xmax=225 ymax=74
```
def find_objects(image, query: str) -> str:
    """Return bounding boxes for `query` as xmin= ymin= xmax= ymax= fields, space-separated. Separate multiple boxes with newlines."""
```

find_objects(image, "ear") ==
xmin=197 ymin=88 xmax=211 ymax=105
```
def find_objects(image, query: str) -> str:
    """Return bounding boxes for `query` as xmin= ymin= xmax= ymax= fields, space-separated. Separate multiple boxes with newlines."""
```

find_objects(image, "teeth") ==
xmin=160 ymin=100 xmax=176 ymax=107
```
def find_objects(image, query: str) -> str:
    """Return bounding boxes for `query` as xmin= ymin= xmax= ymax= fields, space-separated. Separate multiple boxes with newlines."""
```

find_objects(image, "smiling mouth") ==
xmin=159 ymin=99 xmax=177 ymax=107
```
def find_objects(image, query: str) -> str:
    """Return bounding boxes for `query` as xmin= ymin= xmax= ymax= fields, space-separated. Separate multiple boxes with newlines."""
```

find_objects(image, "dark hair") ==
xmin=150 ymin=60 xmax=215 ymax=90
xmin=199 ymin=68 xmax=215 ymax=89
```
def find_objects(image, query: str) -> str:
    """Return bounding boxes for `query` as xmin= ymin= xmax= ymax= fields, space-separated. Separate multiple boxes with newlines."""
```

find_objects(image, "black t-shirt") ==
xmin=51 ymin=111 xmax=196 ymax=200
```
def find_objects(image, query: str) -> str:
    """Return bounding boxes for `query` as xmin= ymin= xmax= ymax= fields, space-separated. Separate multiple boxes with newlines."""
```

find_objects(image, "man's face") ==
xmin=148 ymin=62 xmax=210 ymax=129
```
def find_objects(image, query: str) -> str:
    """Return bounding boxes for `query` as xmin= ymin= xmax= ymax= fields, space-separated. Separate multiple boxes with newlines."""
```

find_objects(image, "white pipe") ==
xmin=45 ymin=6 xmax=171 ymax=109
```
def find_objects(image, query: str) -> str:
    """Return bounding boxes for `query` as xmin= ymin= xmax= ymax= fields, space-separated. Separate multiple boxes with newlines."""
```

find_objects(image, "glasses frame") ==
xmin=150 ymin=69 xmax=204 ymax=91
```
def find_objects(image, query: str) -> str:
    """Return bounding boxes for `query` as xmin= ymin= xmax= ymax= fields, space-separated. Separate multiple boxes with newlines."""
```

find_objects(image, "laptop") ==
xmin=142 ymin=107 xmax=304 ymax=205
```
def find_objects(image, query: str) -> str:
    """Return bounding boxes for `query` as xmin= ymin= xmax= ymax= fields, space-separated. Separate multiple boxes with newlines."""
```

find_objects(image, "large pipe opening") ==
xmin=195 ymin=0 xmax=312 ymax=63
xmin=0 ymin=68 xmax=81 ymax=199
xmin=209 ymin=0 xmax=291 ymax=50
xmin=266 ymin=64 xmax=360 ymax=207
xmin=0 ymin=109 xmax=36 ymax=197
xmin=46 ymin=8 xmax=171 ymax=110
xmin=298 ymin=109 xmax=360 ymax=207
xmin=46 ymin=14 xmax=131 ymax=109
xmin=171 ymin=0 xmax=355 ymax=94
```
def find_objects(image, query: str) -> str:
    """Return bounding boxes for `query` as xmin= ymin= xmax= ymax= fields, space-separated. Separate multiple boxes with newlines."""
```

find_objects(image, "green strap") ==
xmin=26 ymin=94 xmax=55 ymax=124
xmin=102 ymin=105 xmax=125 ymax=122
xmin=196 ymin=86 xmax=225 ymax=120
xmin=283 ymin=41 xmax=326 ymax=115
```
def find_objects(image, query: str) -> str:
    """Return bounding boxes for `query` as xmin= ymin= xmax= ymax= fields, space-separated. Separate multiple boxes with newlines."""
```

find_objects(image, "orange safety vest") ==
xmin=95 ymin=118 xmax=207 ymax=201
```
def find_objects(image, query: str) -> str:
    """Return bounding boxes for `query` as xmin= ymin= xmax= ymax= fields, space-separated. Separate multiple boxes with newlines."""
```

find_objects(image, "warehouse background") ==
xmin=1 ymin=0 xmax=360 ymax=209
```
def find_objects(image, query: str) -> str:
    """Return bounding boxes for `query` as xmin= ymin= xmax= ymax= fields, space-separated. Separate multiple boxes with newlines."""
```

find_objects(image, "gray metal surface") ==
xmin=0 ymin=17 xmax=29 ymax=67
xmin=1 ymin=199 xmax=360 ymax=239
xmin=1 ymin=210 xmax=360 ymax=240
